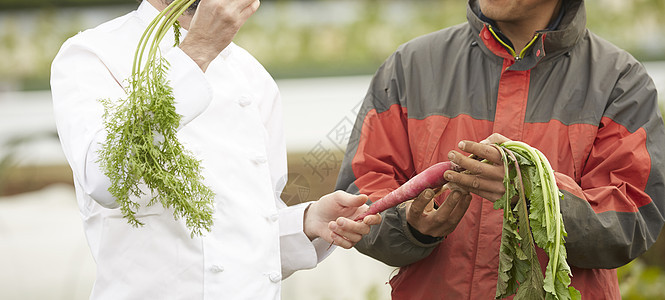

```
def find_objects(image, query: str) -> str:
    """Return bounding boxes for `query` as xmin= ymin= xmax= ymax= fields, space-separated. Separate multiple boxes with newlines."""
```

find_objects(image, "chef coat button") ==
xmin=210 ymin=265 xmax=224 ymax=273
xmin=268 ymin=213 xmax=279 ymax=222
xmin=253 ymin=156 xmax=268 ymax=164
xmin=268 ymin=272 xmax=281 ymax=283
xmin=238 ymin=95 xmax=252 ymax=107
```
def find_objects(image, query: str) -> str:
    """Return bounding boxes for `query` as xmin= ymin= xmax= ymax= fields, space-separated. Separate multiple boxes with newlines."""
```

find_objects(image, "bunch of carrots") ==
xmin=98 ymin=0 xmax=213 ymax=237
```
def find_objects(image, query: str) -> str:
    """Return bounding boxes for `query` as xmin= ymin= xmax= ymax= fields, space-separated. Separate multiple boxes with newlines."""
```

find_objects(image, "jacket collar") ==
xmin=467 ymin=0 xmax=586 ymax=70
xmin=478 ymin=4 xmax=565 ymax=49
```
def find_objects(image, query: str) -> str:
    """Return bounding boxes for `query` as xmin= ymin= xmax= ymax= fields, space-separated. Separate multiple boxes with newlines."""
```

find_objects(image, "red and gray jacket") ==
xmin=335 ymin=0 xmax=665 ymax=299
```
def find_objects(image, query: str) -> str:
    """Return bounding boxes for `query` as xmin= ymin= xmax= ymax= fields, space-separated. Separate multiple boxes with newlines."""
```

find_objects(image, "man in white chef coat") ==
xmin=50 ymin=0 xmax=381 ymax=298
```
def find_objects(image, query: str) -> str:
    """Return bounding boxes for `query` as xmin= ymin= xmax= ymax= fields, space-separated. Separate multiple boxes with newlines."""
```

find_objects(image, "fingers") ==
xmin=329 ymin=233 xmax=350 ymax=249
xmin=407 ymin=188 xmax=436 ymax=221
xmin=447 ymin=150 xmax=503 ymax=180
xmin=361 ymin=213 xmax=382 ymax=226
xmin=239 ymin=0 xmax=260 ymax=19
xmin=433 ymin=191 xmax=472 ymax=225
xmin=456 ymin=141 xmax=503 ymax=165
xmin=406 ymin=189 xmax=472 ymax=237
xmin=327 ymin=217 xmax=371 ymax=249
xmin=444 ymin=168 xmax=505 ymax=191
xmin=327 ymin=212 xmax=380 ymax=249
xmin=182 ymin=0 xmax=260 ymax=70
xmin=446 ymin=144 xmax=506 ymax=202
xmin=444 ymin=169 xmax=505 ymax=202
xmin=205 ymin=0 xmax=257 ymax=10
xmin=479 ymin=133 xmax=511 ymax=145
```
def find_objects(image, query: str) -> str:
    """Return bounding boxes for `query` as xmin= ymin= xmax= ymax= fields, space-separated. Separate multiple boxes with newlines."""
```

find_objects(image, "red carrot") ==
xmin=354 ymin=161 xmax=456 ymax=221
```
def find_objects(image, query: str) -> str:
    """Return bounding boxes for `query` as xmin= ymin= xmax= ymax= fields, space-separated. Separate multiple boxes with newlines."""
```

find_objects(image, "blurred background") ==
xmin=1 ymin=0 xmax=664 ymax=299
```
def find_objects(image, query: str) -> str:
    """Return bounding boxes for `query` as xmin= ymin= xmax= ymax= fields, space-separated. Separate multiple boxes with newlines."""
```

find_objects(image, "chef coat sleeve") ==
xmin=277 ymin=202 xmax=334 ymax=278
xmin=51 ymin=35 xmax=213 ymax=209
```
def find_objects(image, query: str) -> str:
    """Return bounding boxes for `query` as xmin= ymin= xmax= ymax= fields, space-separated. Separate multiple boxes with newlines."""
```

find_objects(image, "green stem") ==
xmin=503 ymin=141 xmax=552 ymax=233
xmin=133 ymin=0 xmax=196 ymax=79
xmin=132 ymin=0 xmax=174 ymax=76
xmin=505 ymin=148 xmax=528 ymax=219
xmin=493 ymin=144 xmax=512 ymax=217
xmin=145 ymin=0 xmax=195 ymax=71
xmin=535 ymin=149 xmax=562 ymax=278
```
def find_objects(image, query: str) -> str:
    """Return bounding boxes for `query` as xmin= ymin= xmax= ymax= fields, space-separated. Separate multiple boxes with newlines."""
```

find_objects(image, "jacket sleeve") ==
xmin=354 ymin=203 xmax=444 ymax=267
xmin=557 ymin=59 xmax=665 ymax=269
xmin=335 ymin=51 xmax=442 ymax=267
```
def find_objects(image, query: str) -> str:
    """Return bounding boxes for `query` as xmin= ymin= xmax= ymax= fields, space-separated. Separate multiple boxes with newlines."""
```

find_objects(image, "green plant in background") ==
xmin=0 ymin=7 xmax=84 ymax=90
xmin=2 ymin=0 xmax=664 ymax=90
xmin=364 ymin=284 xmax=382 ymax=300
xmin=0 ymin=0 xmax=136 ymax=9
xmin=585 ymin=0 xmax=664 ymax=61
xmin=617 ymin=259 xmax=665 ymax=300
xmin=236 ymin=0 xmax=467 ymax=78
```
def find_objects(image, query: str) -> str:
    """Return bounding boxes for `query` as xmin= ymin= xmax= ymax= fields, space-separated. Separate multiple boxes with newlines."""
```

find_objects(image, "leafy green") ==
xmin=98 ymin=0 xmax=214 ymax=237
xmin=493 ymin=141 xmax=580 ymax=300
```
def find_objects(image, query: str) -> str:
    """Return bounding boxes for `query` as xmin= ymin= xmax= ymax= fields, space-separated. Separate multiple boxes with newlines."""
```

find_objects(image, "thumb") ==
xmin=333 ymin=191 xmax=369 ymax=208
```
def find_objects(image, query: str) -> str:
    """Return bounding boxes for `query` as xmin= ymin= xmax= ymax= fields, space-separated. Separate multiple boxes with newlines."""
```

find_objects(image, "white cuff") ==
xmin=164 ymin=47 xmax=213 ymax=128
xmin=278 ymin=202 xmax=335 ymax=278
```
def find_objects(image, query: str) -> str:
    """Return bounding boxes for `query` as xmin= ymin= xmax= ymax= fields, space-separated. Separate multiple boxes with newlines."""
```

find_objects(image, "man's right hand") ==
xmin=180 ymin=0 xmax=260 ymax=71
xmin=405 ymin=187 xmax=472 ymax=238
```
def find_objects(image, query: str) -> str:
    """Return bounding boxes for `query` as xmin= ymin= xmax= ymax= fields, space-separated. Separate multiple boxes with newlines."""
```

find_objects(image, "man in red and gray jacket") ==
xmin=335 ymin=0 xmax=665 ymax=298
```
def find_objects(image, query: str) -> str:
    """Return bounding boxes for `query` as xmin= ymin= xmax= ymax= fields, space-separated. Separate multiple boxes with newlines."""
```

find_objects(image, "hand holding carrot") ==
xmin=405 ymin=187 xmax=472 ymax=238
xmin=303 ymin=191 xmax=381 ymax=249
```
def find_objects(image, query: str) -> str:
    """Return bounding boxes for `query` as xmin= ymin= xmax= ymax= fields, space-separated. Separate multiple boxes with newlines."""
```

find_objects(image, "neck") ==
xmin=146 ymin=0 xmax=194 ymax=29
xmin=495 ymin=0 xmax=563 ymax=55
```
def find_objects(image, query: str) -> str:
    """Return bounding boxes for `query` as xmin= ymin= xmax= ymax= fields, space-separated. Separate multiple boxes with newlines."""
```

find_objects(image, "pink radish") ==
xmin=354 ymin=161 xmax=457 ymax=221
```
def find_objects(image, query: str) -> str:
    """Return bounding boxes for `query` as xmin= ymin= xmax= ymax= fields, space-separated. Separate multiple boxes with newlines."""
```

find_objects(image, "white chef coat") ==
xmin=50 ymin=1 xmax=331 ymax=299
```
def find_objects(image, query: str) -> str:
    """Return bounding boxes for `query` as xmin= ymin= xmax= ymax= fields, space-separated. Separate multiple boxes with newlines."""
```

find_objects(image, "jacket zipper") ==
xmin=488 ymin=25 xmax=540 ymax=61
